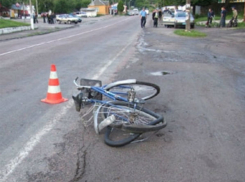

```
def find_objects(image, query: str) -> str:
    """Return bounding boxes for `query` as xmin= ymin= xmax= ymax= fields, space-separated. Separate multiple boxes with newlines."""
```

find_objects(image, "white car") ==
xmin=133 ymin=8 xmax=139 ymax=15
xmin=145 ymin=9 xmax=149 ymax=15
xmin=76 ymin=11 xmax=87 ymax=18
xmin=162 ymin=10 xmax=195 ymax=28
xmin=173 ymin=11 xmax=195 ymax=28
xmin=56 ymin=14 xmax=79 ymax=24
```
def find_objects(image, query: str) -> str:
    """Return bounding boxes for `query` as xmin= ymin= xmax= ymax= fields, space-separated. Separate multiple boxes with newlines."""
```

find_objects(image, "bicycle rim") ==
xmin=103 ymin=102 xmax=160 ymax=126
xmin=102 ymin=101 xmax=163 ymax=147
xmin=106 ymin=81 xmax=160 ymax=100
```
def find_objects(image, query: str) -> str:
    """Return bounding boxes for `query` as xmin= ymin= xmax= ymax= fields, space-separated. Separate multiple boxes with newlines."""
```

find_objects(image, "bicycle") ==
xmin=73 ymin=78 xmax=167 ymax=147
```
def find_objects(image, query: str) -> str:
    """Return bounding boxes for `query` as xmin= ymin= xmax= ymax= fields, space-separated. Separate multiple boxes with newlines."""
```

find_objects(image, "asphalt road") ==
xmin=0 ymin=16 xmax=245 ymax=182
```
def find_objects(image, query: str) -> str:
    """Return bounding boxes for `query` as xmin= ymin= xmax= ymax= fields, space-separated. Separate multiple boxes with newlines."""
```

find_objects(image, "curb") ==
xmin=0 ymin=26 xmax=31 ymax=35
xmin=0 ymin=25 xmax=77 ymax=42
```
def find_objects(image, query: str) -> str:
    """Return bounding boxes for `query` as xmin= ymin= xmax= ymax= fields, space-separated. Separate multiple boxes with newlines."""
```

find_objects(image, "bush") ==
xmin=117 ymin=0 xmax=124 ymax=14
xmin=194 ymin=14 xmax=200 ymax=19
xmin=174 ymin=30 xmax=207 ymax=38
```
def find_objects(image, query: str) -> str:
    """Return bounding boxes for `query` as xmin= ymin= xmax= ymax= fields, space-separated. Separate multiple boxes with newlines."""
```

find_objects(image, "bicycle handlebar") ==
xmin=73 ymin=77 xmax=92 ymax=89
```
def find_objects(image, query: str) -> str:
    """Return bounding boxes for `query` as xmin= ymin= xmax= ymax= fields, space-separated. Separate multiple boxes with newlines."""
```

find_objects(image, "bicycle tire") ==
xmin=105 ymin=126 xmax=141 ymax=147
xmin=105 ymin=81 xmax=160 ymax=101
xmin=103 ymin=101 xmax=165 ymax=147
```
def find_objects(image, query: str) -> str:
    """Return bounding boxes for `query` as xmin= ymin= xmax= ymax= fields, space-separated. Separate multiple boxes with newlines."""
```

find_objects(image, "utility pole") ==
xmin=185 ymin=0 xmax=191 ymax=32
xmin=29 ymin=0 xmax=34 ymax=30
xmin=23 ymin=1 xmax=25 ymax=22
xmin=244 ymin=1 xmax=245 ymax=22
xmin=36 ymin=0 xmax=38 ymax=16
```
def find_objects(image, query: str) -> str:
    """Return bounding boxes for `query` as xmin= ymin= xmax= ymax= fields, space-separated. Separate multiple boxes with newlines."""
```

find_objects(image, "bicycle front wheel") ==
xmin=103 ymin=102 xmax=165 ymax=147
xmin=105 ymin=81 xmax=160 ymax=101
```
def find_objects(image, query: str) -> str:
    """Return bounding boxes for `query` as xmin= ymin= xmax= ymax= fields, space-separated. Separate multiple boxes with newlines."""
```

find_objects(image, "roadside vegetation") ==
xmin=174 ymin=29 xmax=207 ymax=38
xmin=195 ymin=11 xmax=244 ymax=23
xmin=236 ymin=22 xmax=245 ymax=28
xmin=195 ymin=12 xmax=245 ymax=29
xmin=0 ymin=18 xmax=30 ymax=29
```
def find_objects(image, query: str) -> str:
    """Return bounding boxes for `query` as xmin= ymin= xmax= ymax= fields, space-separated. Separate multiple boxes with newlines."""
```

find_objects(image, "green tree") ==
xmin=80 ymin=0 xmax=91 ymax=8
xmin=0 ymin=0 xmax=16 ymax=8
xmin=163 ymin=0 xmax=217 ymax=6
xmin=117 ymin=0 xmax=124 ymax=14
xmin=39 ymin=0 xmax=54 ymax=13
xmin=135 ymin=0 xmax=150 ymax=9
xmin=54 ymin=0 xmax=70 ymax=13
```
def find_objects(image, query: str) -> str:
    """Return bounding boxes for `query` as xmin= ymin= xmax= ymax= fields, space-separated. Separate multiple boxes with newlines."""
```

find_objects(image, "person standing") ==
xmin=53 ymin=13 xmax=56 ymax=24
xmin=35 ymin=12 xmax=38 ymax=23
xmin=231 ymin=6 xmax=238 ymax=27
xmin=220 ymin=7 xmax=226 ymax=28
xmin=163 ymin=7 xmax=169 ymax=14
xmin=50 ymin=13 xmax=55 ymax=24
xmin=152 ymin=9 xmax=159 ymax=27
xmin=206 ymin=8 xmax=214 ymax=27
xmin=158 ymin=9 xmax=162 ymax=25
xmin=140 ymin=8 xmax=147 ymax=28
xmin=42 ymin=13 xmax=46 ymax=23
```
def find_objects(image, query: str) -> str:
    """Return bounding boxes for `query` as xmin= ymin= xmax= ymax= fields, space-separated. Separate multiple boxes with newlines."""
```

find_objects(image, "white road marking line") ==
xmin=0 ymin=18 xmax=130 ymax=57
xmin=0 ymin=38 xmax=132 ymax=182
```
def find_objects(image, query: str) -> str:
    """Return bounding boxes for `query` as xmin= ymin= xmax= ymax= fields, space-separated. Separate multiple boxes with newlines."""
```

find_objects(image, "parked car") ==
xmin=127 ymin=10 xmax=134 ymax=16
xmin=69 ymin=14 xmax=82 ymax=23
xmin=56 ymin=14 xmax=80 ymax=24
xmin=75 ymin=11 xmax=87 ymax=18
xmin=174 ymin=11 xmax=195 ymax=28
xmin=162 ymin=10 xmax=175 ymax=27
xmin=145 ymin=9 xmax=149 ymax=15
xmin=41 ymin=12 xmax=48 ymax=17
xmin=162 ymin=10 xmax=195 ymax=28
xmin=133 ymin=8 xmax=139 ymax=15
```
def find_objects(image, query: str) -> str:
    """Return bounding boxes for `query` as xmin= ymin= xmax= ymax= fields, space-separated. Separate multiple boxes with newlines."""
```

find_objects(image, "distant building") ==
xmin=0 ymin=4 xmax=10 ymax=17
xmin=80 ymin=8 xmax=98 ymax=17
xmin=10 ymin=4 xmax=34 ymax=18
xmin=110 ymin=3 xmax=117 ymax=15
xmin=88 ymin=0 xmax=110 ymax=15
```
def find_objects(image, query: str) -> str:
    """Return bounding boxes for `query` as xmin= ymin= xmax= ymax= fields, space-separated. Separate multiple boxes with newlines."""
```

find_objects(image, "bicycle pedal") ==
xmin=72 ymin=92 xmax=83 ymax=112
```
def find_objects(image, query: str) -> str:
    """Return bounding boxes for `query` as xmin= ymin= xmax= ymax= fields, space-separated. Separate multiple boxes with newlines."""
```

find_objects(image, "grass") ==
xmin=196 ymin=19 xmax=245 ymax=29
xmin=237 ymin=22 xmax=245 ymax=28
xmin=0 ymin=18 xmax=30 ymax=28
xmin=174 ymin=29 xmax=207 ymax=38
xmin=195 ymin=15 xmax=232 ymax=22
xmin=96 ymin=14 xmax=105 ymax=17
xmin=195 ymin=12 xmax=244 ymax=23
xmin=195 ymin=12 xmax=245 ymax=29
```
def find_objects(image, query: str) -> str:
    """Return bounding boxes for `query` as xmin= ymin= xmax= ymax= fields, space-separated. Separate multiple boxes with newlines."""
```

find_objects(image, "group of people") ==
xmin=139 ymin=8 xmax=162 ymax=28
xmin=140 ymin=6 xmax=238 ymax=29
xmin=206 ymin=6 xmax=238 ymax=28
xmin=32 ymin=12 xmax=56 ymax=24
xmin=41 ymin=12 xmax=56 ymax=24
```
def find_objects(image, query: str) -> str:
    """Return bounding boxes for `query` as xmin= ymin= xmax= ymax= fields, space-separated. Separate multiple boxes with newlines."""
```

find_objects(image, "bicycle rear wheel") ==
xmin=105 ymin=81 xmax=160 ymax=101
xmin=102 ymin=102 xmax=166 ymax=147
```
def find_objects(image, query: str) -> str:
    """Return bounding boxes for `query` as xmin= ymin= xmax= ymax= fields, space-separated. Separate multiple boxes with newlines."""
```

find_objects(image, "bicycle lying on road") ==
xmin=72 ymin=78 xmax=167 ymax=147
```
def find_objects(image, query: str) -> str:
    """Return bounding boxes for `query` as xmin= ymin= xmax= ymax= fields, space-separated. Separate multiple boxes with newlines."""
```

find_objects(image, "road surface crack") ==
xmin=72 ymin=147 xmax=87 ymax=182
xmin=69 ymin=129 xmax=89 ymax=182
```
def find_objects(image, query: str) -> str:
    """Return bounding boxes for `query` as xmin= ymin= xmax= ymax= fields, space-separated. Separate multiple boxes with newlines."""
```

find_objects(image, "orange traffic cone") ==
xmin=41 ymin=64 xmax=68 ymax=104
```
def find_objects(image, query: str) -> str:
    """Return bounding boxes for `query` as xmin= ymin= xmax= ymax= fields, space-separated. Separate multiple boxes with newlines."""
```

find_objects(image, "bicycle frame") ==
xmin=73 ymin=78 xmax=166 ymax=147
xmin=73 ymin=78 xmax=140 ymax=104
xmin=91 ymin=86 xmax=128 ymax=102
xmin=73 ymin=78 xmax=143 ymax=133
